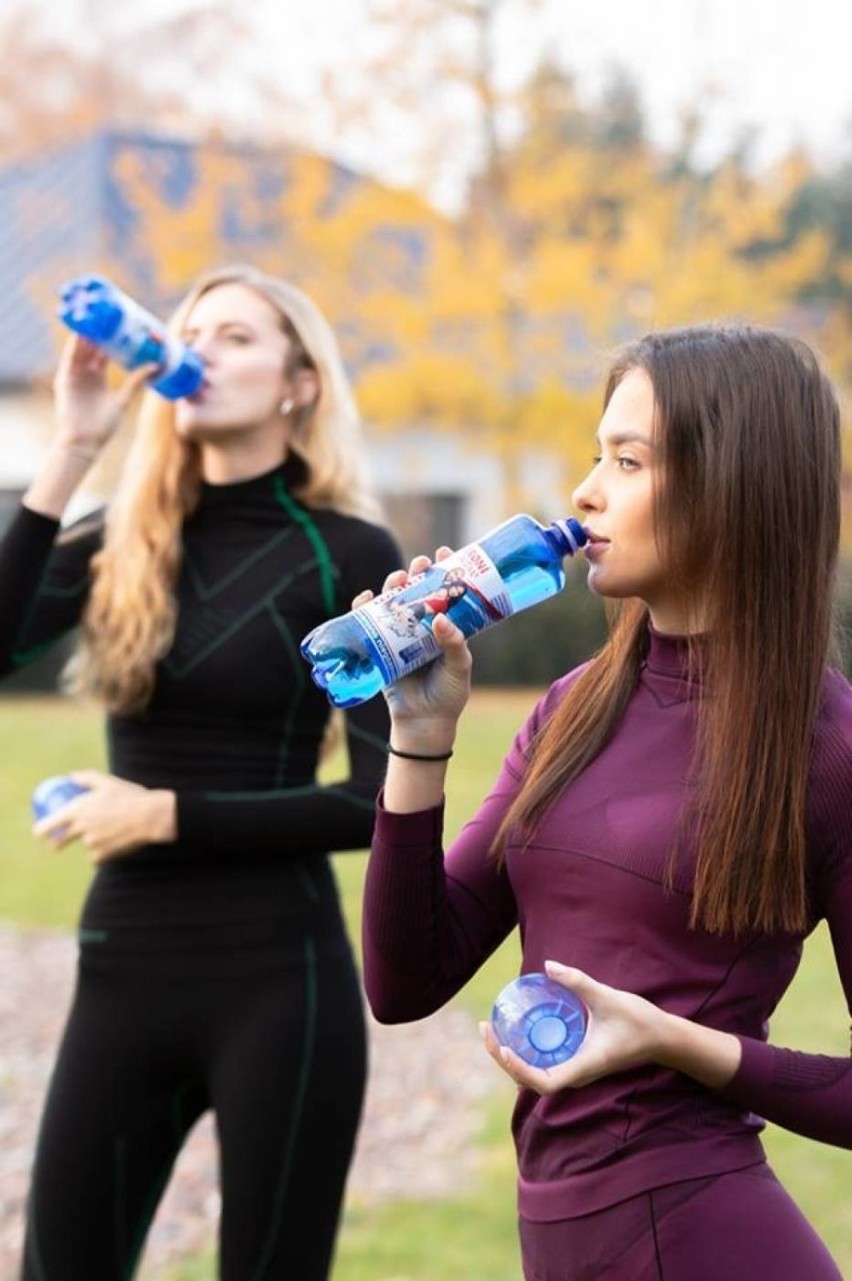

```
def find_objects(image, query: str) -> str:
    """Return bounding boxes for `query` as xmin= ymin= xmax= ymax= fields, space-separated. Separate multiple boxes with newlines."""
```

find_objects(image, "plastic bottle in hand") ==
xmin=301 ymin=513 xmax=588 ymax=707
xmin=491 ymin=972 xmax=586 ymax=1069
xmin=58 ymin=275 xmax=204 ymax=400
xmin=31 ymin=775 xmax=88 ymax=825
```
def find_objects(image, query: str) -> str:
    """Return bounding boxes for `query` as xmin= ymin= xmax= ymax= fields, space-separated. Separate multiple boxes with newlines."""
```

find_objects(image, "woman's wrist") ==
xmin=52 ymin=429 xmax=102 ymax=463
xmin=655 ymin=1010 xmax=742 ymax=1088
xmin=24 ymin=442 xmax=97 ymax=519
xmin=388 ymin=743 xmax=453 ymax=762
xmin=147 ymin=789 xmax=178 ymax=844
xmin=383 ymin=721 xmax=455 ymax=813
xmin=387 ymin=716 xmax=457 ymax=759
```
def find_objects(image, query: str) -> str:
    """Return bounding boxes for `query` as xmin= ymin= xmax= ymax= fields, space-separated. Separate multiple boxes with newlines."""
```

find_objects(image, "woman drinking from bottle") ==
xmin=0 ymin=264 xmax=401 ymax=1280
xmin=361 ymin=324 xmax=851 ymax=1280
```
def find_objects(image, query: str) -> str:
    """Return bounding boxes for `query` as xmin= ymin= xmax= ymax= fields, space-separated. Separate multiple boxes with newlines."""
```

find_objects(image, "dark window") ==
xmin=380 ymin=491 xmax=465 ymax=561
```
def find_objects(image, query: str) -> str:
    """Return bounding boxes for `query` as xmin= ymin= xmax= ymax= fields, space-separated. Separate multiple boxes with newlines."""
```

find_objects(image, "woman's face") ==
xmin=571 ymin=367 xmax=687 ymax=631
xmin=173 ymin=283 xmax=295 ymax=442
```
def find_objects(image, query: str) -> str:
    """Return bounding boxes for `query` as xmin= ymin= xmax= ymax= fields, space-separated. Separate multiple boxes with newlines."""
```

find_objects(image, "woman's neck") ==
xmin=199 ymin=440 xmax=289 ymax=486
xmin=647 ymin=596 xmax=709 ymax=637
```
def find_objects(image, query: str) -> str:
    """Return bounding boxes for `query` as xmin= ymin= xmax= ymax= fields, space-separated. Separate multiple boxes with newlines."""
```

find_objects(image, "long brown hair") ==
xmin=69 ymin=265 xmax=383 ymax=714
xmin=498 ymin=324 xmax=842 ymax=936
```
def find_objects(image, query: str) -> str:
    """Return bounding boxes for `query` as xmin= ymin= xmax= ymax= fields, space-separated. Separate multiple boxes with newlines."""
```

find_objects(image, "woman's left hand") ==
xmin=480 ymin=960 xmax=672 ymax=1096
xmin=32 ymin=770 xmax=177 ymax=863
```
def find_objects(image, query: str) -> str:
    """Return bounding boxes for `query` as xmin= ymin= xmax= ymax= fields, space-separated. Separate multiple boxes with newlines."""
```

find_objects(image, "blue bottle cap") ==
xmin=491 ymin=972 xmax=586 ymax=1069
xmin=57 ymin=276 xmax=122 ymax=342
xmin=58 ymin=274 xmax=109 ymax=305
xmin=31 ymin=775 xmax=89 ymax=823
xmin=554 ymin=517 xmax=588 ymax=554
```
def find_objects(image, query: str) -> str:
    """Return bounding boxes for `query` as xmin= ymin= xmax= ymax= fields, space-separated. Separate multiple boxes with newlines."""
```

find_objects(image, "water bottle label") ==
xmin=106 ymin=298 xmax=171 ymax=371
xmin=355 ymin=542 xmax=512 ymax=681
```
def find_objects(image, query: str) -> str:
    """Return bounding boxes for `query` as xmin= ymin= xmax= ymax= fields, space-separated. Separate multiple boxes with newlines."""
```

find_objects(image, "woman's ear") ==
xmin=292 ymin=368 xmax=320 ymax=410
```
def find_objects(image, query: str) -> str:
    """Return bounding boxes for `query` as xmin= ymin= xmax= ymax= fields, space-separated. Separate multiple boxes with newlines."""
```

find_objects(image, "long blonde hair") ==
xmin=70 ymin=264 xmax=382 ymax=714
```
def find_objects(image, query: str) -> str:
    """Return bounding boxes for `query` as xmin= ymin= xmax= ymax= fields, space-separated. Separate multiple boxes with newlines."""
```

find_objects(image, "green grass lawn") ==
xmin=0 ymin=691 xmax=849 ymax=1279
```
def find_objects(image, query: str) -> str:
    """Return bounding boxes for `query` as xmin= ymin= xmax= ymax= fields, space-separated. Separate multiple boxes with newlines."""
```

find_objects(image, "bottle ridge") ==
xmin=491 ymin=973 xmax=587 ymax=1069
xmin=301 ymin=513 xmax=587 ymax=707
xmin=58 ymin=275 xmax=204 ymax=400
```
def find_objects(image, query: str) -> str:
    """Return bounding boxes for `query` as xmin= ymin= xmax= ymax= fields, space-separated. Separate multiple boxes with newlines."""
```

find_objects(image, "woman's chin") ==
xmin=174 ymin=415 xmax=225 ymax=443
xmin=584 ymin=566 xmax=609 ymax=597
xmin=585 ymin=569 xmax=634 ymax=601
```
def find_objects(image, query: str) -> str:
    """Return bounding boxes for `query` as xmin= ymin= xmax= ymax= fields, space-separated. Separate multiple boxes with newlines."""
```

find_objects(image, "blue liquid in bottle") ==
xmin=58 ymin=276 xmax=204 ymax=400
xmin=31 ymin=776 xmax=89 ymax=830
xmin=491 ymin=973 xmax=587 ymax=1069
xmin=301 ymin=513 xmax=587 ymax=708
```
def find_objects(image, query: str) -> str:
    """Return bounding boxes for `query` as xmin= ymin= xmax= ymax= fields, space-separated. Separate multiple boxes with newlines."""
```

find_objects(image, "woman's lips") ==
xmin=583 ymin=536 xmax=609 ymax=559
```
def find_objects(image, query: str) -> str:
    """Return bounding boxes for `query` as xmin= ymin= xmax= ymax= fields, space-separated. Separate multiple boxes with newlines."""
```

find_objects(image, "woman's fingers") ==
xmin=33 ymin=806 xmax=82 ymax=848
xmin=430 ymin=612 xmax=470 ymax=661
xmin=114 ymin=362 xmax=161 ymax=410
xmin=55 ymin=336 xmax=99 ymax=389
xmin=478 ymin=1021 xmax=555 ymax=1092
xmin=378 ymin=547 xmax=458 ymax=596
xmin=543 ymin=961 xmax=597 ymax=1001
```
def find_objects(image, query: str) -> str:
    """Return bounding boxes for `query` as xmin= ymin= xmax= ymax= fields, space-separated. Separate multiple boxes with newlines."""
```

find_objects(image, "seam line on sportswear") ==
xmin=251 ymin=934 xmax=318 ymax=1279
xmin=272 ymin=476 xmax=339 ymax=617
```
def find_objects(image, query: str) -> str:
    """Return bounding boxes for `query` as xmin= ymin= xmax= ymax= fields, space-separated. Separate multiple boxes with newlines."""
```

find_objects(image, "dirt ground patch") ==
xmin=0 ymin=925 xmax=499 ymax=1277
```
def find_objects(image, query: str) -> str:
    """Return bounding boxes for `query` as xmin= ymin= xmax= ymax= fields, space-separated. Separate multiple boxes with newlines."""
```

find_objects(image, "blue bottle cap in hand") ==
xmin=491 ymin=972 xmax=586 ymax=1069
xmin=31 ymin=775 xmax=89 ymax=823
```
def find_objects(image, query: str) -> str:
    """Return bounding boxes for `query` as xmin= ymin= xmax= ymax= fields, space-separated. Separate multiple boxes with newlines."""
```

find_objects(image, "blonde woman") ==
xmin=1 ymin=265 xmax=401 ymax=1280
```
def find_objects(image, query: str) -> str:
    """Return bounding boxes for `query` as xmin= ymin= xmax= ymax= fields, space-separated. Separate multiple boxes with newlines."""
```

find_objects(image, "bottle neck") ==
xmin=543 ymin=517 xmax=586 ymax=559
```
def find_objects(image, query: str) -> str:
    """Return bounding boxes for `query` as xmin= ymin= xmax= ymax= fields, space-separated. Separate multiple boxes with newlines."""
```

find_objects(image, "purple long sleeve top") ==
xmin=363 ymin=628 xmax=852 ymax=1221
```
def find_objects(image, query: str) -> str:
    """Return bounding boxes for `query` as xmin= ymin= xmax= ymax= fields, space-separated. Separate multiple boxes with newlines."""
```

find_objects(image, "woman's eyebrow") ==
xmin=595 ymin=430 xmax=657 ymax=449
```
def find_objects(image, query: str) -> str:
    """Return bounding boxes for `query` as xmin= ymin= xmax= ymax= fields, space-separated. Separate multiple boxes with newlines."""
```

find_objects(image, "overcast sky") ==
xmin=21 ymin=0 xmax=852 ymax=207
xmin=247 ymin=0 xmax=852 ymax=205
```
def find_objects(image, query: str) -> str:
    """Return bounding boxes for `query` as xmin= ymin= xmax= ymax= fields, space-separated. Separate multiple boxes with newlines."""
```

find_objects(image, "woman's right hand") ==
xmin=352 ymin=551 xmax=473 ymax=743
xmin=52 ymin=336 xmax=157 ymax=461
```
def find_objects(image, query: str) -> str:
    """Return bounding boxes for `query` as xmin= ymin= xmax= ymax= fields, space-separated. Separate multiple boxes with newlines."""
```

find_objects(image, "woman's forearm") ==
xmin=24 ymin=443 xmax=96 ymax=520
xmin=383 ymin=719 xmax=458 ymax=814
xmin=656 ymin=1010 xmax=743 ymax=1088
xmin=383 ymin=755 xmax=451 ymax=813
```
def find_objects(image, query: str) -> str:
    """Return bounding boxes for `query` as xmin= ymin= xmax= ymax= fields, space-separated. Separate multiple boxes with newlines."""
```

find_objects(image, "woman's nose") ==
xmin=187 ymin=334 xmax=213 ymax=364
xmin=572 ymin=472 xmax=601 ymax=513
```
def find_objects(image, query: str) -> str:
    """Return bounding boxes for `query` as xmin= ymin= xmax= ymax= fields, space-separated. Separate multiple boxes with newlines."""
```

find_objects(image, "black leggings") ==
xmin=22 ymin=919 xmax=366 ymax=1280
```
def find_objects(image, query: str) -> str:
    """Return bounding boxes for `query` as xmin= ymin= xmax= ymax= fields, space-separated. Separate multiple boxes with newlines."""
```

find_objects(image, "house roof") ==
xmin=0 ymin=128 xmax=436 ymax=383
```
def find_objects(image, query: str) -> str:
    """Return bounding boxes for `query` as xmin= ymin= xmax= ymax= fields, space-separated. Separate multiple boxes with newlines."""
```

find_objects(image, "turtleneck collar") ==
xmin=642 ymin=623 xmax=709 ymax=698
xmin=195 ymin=459 xmax=298 ymax=513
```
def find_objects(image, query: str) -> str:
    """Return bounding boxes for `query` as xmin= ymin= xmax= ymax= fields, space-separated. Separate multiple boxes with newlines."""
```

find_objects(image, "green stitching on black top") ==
xmin=272 ymin=476 xmax=339 ymax=617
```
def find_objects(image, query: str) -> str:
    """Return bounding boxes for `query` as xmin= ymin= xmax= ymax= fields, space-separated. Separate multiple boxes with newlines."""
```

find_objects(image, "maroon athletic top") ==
xmin=363 ymin=627 xmax=852 ymax=1221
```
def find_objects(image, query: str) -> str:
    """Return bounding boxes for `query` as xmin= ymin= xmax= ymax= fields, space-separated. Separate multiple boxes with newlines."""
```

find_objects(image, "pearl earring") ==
xmin=280 ymin=397 xmax=294 ymax=415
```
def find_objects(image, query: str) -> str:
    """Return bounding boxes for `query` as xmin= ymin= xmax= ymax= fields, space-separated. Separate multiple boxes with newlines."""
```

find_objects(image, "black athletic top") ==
xmin=0 ymin=459 xmax=401 ymax=930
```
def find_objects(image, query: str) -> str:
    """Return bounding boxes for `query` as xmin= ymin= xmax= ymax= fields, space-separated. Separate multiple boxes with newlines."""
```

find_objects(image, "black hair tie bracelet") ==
xmin=387 ymin=744 xmax=454 ymax=762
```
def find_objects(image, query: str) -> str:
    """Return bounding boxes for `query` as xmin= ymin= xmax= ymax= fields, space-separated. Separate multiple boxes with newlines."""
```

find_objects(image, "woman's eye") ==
xmin=591 ymin=455 xmax=602 ymax=466
xmin=617 ymin=456 xmax=639 ymax=471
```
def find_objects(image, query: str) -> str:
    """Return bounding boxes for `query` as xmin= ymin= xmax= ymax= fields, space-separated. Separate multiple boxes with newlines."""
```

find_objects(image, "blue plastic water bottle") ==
xmin=31 ymin=775 xmax=89 ymax=824
xmin=300 ymin=513 xmax=588 ymax=707
xmin=491 ymin=973 xmax=587 ymax=1069
xmin=58 ymin=275 xmax=204 ymax=400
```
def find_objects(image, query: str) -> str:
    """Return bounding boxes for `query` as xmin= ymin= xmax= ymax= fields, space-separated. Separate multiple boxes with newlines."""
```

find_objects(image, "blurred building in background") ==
xmin=5 ymin=127 xmax=846 ymax=689
xmin=0 ymin=128 xmax=569 ymax=556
